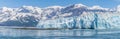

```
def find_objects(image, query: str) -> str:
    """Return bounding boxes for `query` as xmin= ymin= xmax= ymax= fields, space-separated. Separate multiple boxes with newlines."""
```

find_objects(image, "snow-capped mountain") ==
xmin=117 ymin=5 xmax=120 ymax=12
xmin=0 ymin=3 xmax=119 ymax=27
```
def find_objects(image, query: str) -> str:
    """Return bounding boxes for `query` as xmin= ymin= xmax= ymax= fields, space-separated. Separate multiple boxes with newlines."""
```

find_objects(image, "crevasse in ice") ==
xmin=37 ymin=12 xmax=120 ymax=29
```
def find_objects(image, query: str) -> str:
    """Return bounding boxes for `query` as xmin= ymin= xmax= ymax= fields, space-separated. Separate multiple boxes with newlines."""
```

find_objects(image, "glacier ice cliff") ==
xmin=37 ymin=12 xmax=120 ymax=29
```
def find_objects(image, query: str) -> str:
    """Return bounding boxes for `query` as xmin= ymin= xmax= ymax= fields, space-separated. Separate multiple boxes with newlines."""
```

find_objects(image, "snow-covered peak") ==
xmin=90 ymin=6 xmax=109 ymax=10
xmin=46 ymin=6 xmax=63 ymax=9
xmin=117 ymin=5 xmax=120 ymax=12
xmin=44 ymin=6 xmax=63 ymax=12
xmin=18 ymin=6 xmax=35 ymax=13
xmin=22 ymin=6 xmax=34 ymax=9
xmin=71 ymin=4 xmax=87 ymax=8
xmin=0 ymin=7 xmax=13 ymax=12
xmin=16 ymin=6 xmax=42 ymax=14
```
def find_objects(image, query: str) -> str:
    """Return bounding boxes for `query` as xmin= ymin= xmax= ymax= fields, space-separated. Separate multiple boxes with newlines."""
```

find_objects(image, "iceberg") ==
xmin=37 ymin=12 xmax=120 ymax=29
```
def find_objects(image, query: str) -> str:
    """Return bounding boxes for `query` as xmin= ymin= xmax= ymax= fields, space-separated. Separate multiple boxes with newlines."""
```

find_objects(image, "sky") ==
xmin=0 ymin=0 xmax=120 ymax=8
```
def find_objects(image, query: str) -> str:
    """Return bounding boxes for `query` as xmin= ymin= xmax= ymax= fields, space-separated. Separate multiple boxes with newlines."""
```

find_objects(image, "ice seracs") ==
xmin=37 ymin=12 xmax=120 ymax=29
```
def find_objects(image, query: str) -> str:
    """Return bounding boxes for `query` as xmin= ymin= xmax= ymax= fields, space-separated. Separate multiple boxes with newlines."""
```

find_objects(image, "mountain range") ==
xmin=0 ymin=4 xmax=120 ymax=27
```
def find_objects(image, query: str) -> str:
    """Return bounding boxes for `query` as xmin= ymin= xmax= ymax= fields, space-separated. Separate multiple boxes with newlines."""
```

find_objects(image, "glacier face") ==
xmin=0 ymin=3 xmax=120 ymax=29
xmin=37 ymin=12 xmax=120 ymax=29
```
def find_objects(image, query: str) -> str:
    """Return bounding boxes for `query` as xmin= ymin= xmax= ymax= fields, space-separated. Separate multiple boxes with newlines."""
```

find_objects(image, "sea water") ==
xmin=0 ymin=26 xmax=120 ymax=39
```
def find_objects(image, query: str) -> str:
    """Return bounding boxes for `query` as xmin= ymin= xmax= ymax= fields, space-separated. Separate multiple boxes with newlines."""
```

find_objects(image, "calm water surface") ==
xmin=0 ymin=26 xmax=120 ymax=39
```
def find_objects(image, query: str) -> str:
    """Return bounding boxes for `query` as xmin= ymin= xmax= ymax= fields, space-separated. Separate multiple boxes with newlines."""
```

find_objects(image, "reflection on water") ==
xmin=0 ymin=28 xmax=120 ymax=39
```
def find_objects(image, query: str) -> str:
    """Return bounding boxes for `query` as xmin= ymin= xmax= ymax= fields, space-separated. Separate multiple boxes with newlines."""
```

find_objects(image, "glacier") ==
xmin=37 ymin=12 xmax=120 ymax=29
xmin=0 ymin=3 xmax=120 ymax=29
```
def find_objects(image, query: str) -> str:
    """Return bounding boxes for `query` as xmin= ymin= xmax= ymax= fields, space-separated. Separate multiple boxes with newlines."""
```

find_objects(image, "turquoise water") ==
xmin=0 ymin=27 xmax=120 ymax=39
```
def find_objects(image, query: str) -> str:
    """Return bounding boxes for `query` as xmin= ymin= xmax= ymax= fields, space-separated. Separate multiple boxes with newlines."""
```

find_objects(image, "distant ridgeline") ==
xmin=0 ymin=4 xmax=120 ymax=29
